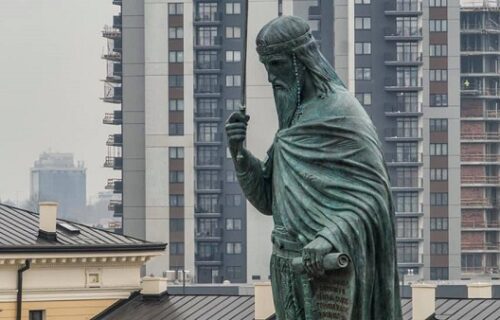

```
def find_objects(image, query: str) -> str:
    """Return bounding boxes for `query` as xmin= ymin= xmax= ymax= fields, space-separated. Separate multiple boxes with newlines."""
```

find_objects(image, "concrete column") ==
xmin=467 ymin=283 xmax=492 ymax=299
xmin=411 ymin=283 xmax=437 ymax=320
xmin=254 ymin=282 xmax=275 ymax=320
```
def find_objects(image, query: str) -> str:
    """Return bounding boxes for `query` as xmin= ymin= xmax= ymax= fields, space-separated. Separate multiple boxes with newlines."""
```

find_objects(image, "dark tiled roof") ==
xmin=402 ymin=298 xmax=500 ymax=320
xmin=96 ymin=294 xmax=255 ymax=320
xmin=0 ymin=203 xmax=165 ymax=252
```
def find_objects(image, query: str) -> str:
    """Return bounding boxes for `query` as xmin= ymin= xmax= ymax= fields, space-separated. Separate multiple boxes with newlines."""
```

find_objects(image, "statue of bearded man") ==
xmin=226 ymin=16 xmax=402 ymax=319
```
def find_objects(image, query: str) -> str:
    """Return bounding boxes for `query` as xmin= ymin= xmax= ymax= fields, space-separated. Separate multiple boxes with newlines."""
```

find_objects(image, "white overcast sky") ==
xmin=0 ymin=0 xmax=119 ymax=203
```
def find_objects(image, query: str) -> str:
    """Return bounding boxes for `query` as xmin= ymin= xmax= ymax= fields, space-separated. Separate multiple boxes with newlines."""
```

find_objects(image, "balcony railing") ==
xmin=104 ymin=156 xmax=123 ymax=170
xmin=385 ymin=77 xmax=424 ymax=89
xmin=196 ymin=157 xmax=223 ymax=167
xmin=194 ymin=12 xmax=222 ymax=23
xmin=462 ymin=109 xmax=500 ymax=119
xmin=462 ymin=221 xmax=500 ymax=229
xmin=461 ymin=132 xmax=500 ymax=141
xmin=461 ymin=154 xmax=500 ymax=162
xmin=195 ymin=36 xmax=223 ymax=48
xmin=108 ymin=200 xmax=123 ymax=216
xmin=398 ymin=254 xmax=424 ymax=265
xmin=385 ymin=1 xmax=423 ymax=13
xmin=385 ymin=27 xmax=423 ymax=39
xmin=461 ymin=22 xmax=500 ymax=32
xmin=461 ymin=86 xmax=500 ymax=97
xmin=385 ymin=152 xmax=423 ymax=164
xmin=102 ymin=86 xmax=122 ymax=103
xmin=462 ymin=266 xmax=500 ymax=275
xmin=461 ymin=175 xmax=500 ymax=184
xmin=112 ymin=0 xmax=122 ymax=5
xmin=195 ymin=60 xmax=222 ymax=71
xmin=194 ymin=85 xmax=223 ymax=95
xmin=105 ymin=179 xmax=123 ymax=193
xmin=103 ymin=111 xmax=123 ymax=125
xmin=384 ymin=103 xmax=422 ymax=114
xmin=195 ymin=228 xmax=223 ymax=239
xmin=195 ymin=252 xmax=223 ymax=262
xmin=194 ymin=109 xmax=223 ymax=119
xmin=462 ymin=242 xmax=500 ymax=251
xmin=395 ymin=203 xmax=424 ymax=215
xmin=396 ymin=228 xmax=424 ymax=240
xmin=461 ymin=198 xmax=496 ymax=207
xmin=391 ymin=177 xmax=424 ymax=189
xmin=102 ymin=25 xmax=121 ymax=39
xmin=384 ymin=52 xmax=423 ymax=64
xmin=461 ymin=46 xmax=500 ymax=53
xmin=385 ymin=128 xmax=423 ymax=139
xmin=194 ymin=205 xmax=223 ymax=215
xmin=195 ymin=133 xmax=223 ymax=144
xmin=195 ymin=180 xmax=223 ymax=192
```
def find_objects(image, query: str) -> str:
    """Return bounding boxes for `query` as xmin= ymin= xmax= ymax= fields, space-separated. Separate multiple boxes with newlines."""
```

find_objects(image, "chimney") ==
xmin=254 ymin=282 xmax=275 ymax=320
xmin=38 ymin=202 xmax=58 ymax=241
xmin=467 ymin=282 xmax=492 ymax=298
xmin=141 ymin=277 xmax=168 ymax=300
xmin=411 ymin=283 xmax=436 ymax=320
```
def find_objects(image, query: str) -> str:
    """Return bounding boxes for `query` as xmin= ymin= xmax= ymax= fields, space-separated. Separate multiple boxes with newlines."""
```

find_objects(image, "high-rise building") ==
xmin=30 ymin=152 xmax=86 ymax=221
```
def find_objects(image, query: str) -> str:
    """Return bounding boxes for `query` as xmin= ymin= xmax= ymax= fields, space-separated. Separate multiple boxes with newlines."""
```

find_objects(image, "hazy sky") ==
xmin=0 ymin=0 xmax=119 ymax=203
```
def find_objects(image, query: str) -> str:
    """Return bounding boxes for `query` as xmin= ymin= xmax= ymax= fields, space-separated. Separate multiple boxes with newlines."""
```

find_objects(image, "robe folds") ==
xmin=238 ymin=86 xmax=402 ymax=320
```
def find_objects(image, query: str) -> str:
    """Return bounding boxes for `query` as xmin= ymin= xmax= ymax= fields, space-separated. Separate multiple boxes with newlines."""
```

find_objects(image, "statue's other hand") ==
xmin=302 ymin=237 xmax=333 ymax=277
xmin=225 ymin=111 xmax=250 ymax=155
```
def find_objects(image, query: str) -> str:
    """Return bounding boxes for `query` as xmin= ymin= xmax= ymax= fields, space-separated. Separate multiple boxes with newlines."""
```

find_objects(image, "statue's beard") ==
xmin=273 ymin=84 xmax=299 ymax=130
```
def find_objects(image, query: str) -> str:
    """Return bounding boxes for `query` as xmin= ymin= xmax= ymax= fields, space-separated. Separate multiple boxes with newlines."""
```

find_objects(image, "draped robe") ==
xmin=236 ymin=86 xmax=402 ymax=320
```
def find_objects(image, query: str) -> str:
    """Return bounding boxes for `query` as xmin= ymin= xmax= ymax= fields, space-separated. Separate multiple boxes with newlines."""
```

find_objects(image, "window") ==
xmin=430 ymin=217 xmax=448 ymax=230
xmin=197 ymin=194 xmax=220 ymax=212
xmin=430 ymin=168 xmax=448 ymax=181
xmin=170 ymin=218 xmax=184 ymax=232
xmin=170 ymin=195 xmax=184 ymax=207
xmin=430 ymin=69 xmax=448 ymax=82
xmin=226 ymin=170 xmax=237 ymax=182
xmin=226 ymin=194 xmax=242 ymax=206
xmin=226 ymin=2 xmax=241 ymax=14
xmin=197 ymin=26 xmax=218 ymax=46
xmin=355 ymin=0 xmax=371 ymax=3
xmin=397 ymin=243 xmax=419 ymax=263
xmin=169 ymin=170 xmax=184 ymax=183
xmin=395 ymin=192 xmax=419 ymax=213
xmin=197 ymin=50 xmax=218 ymax=69
xmin=430 ymin=94 xmax=448 ymax=107
xmin=355 ymin=17 xmax=371 ymax=30
xmin=395 ymin=92 xmax=419 ymax=112
xmin=226 ymin=50 xmax=241 ymax=62
xmin=197 ymin=146 xmax=220 ymax=165
xmin=169 ymin=27 xmax=184 ymax=39
xmin=355 ymin=42 xmax=371 ymax=55
xmin=430 ymin=119 xmax=448 ymax=132
xmin=29 ymin=311 xmax=45 ymax=320
xmin=431 ymin=242 xmax=449 ymax=255
xmin=197 ymin=170 xmax=220 ymax=189
xmin=396 ymin=17 xmax=419 ymax=36
xmin=197 ymin=99 xmax=218 ymax=117
xmin=429 ymin=0 xmax=447 ymax=7
xmin=396 ymin=118 xmax=418 ymax=138
xmin=430 ymin=19 xmax=447 ymax=32
xmin=169 ymin=99 xmax=184 ymax=111
xmin=430 ymin=192 xmax=448 ymax=206
xmin=226 ymin=99 xmax=241 ymax=111
xmin=396 ymin=42 xmax=419 ymax=62
xmin=197 ymin=242 xmax=220 ymax=258
xmin=430 ymin=44 xmax=447 ymax=57
xmin=226 ymin=27 xmax=241 ymax=39
xmin=227 ymin=266 xmax=242 ymax=279
xmin=226 ymin=242 xmax=242 ymax=254
xmin=396 ymin=217 xmax=419 ymax=238
xmin=396 ymin=67 xmax=419 ymax=87
xmin=396 ymin=142 xmax=419 ymax=162
xmin=226 ymin=218 xmax=242 ymax=230
xmin=198 ymin=122 xmax=219 ymax=142
xmin=462 ymin=254 xmax=482 ymax=270
xmin=226 ymin=75 xmax=241 ymax=87
xmin=168 ymin=3 xmax=183 ymax=15
xmin=355 ymin=67 xmax=371 ymax=80
xmin=169 ymin=147 xmax=184 ymax=159
xmin=430 ymin=143 xmax=448 ymax=156
xmin=169 ymin=75 xmax=183 ymax=88
xmin=197 ymin=2 xmax=218 ymax=21
xmin=355 ymin=93 xmax=372 ymax=106
xmin=198 ymin=218 xmax=219 ymax=237
xmin=196 ymin=74 xmax=219 ymax=92
xmin=170 ymin=242 xmax=184 ymax=255
xmin=169 ymin=51 xmax=184 ymax=63
xmin=430 ymin=267 xmax=448 ymax=280
xmin=169 ymin=123 xmax=184 ymax=136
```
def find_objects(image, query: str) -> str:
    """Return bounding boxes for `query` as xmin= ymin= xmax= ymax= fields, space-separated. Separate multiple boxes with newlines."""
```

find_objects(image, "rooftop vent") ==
xmin=58 ymin=222 xmax=80 ymax=234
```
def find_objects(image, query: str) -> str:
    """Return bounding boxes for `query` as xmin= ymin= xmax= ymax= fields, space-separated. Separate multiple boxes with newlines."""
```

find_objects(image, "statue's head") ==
xmin=256 ymin=16 xmax=345 ymax=128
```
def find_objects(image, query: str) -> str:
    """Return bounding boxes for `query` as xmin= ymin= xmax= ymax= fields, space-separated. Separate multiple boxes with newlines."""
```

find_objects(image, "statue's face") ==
xmin=260 ymin=53 xmax=300 ymax=129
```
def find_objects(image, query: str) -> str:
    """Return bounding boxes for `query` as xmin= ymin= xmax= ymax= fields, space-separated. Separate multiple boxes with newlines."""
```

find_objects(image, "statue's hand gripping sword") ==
xmin=236 ymin=0 xmax=249 ymax=162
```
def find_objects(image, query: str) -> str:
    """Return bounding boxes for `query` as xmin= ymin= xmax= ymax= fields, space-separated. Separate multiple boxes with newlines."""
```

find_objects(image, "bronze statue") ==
xmin=226 ymin=16 xmax=402 ymax=319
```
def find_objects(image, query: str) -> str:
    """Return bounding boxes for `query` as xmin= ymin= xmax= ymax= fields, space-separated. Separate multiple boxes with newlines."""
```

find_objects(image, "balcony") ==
xmin=195 ymin=133 xmax=223 ymax=145
xmin=461 ymin=198 xmax=496 ymax=209
xmin=195 ymin=180 xmax=223 ymax=193
xmin=108 ymin=200 xmax=123 ymax=217
xmin=194 ymin=12 xmax=222 ymax=24
xmin=105 ymin=179 xmax=123 ymax=193
xmin=462 ymin=242 xmax=500 ymax=252
xmin=106 ymin=134 xmax=123 ymax=147
xmin=462 ymin=221 xmax=500 ymax=230
xmin=194 ymin=36 xmax=223 ymax=49
xmin=391 ymin=177 xmax=424 ymax=190
xmin=385 ymin=77 xmax=423 ymax=91
xmin=112 ymin=0 xmax=122 ymax=5
xmin=194 ymin=108 xmax=223 ymax=121
xmin=461 ymin=47 xmax=500 ymax=55
xmin=384 ymin=27 xmax=423 ymax=41
xmin=461 ymin=109 xmax=500 ymax=121
xmin=102 ymin=86 xmax=122 ymax=104
xmin=103 ymin=111 xmax=123 ymax=125
xmin=462 ymin=266 xmax=500 ymax=275
xmin=104 ymin=156 xmax=123 ymax=170
xmin=384 ymin=52 xmax=423 ymax=66
xmin=104 ymin=62 xmax=122 ymax=84
xmin=461 ymin=132 xmax=500 ymax=142
xmin=195 ymin=228 xmax=223 ymax=241
xmin=194 ymin=60 xmax=222 ymax=73
xmin=461 ymin=153 xmax=500 ymax=164
xmin=461 ymin=86 xmax=500 ymax=98
xmin=385 ymin=152 xmax=423 ymax=166
xmin=102 ymin=26 xmax=121 ymax=39
xmin=385 ymin=128 xmax=423 ymax=141
xmin=195 ymin=252 xmax=223 ymax=265
xmin=102 ymin=51 xmax=121 ymax=62
xmin=461 ymin=175 xmax=500 ymax=186
xmin=395 ymin=204 xmax=424 ymax=216
xmin=194 ymin=205 xmax=223 ymax=217
xmin=398 ymin=254 xmax=424 ymax=266
xmin=461 ymin=22 xmax=500 ymax=34
xmin=194 ymin=85 xmax=223 ymax=98
xmin=396 ymin=228 xmax=424 ymax=241
xmin=384 ymin=103 xmax=422 ymax=116
xmin=384 ymin=1 xmax=422 ymax=15
xmin=195 ymin=157 xmax=223 ymax=169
